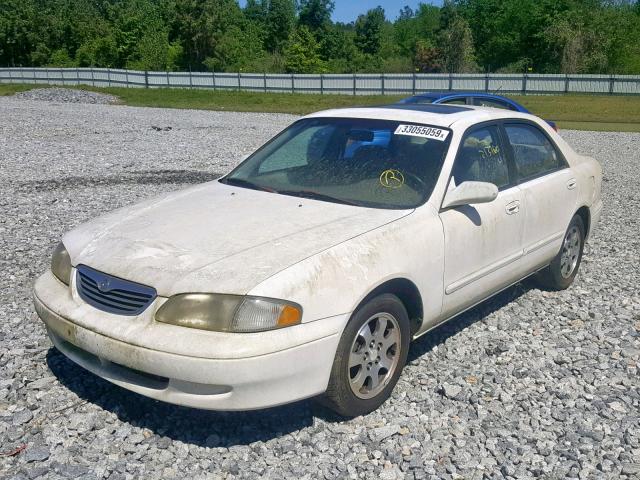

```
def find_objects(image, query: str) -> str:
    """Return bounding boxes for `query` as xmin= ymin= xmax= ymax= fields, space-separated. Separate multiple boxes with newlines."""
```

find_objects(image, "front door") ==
xmin=439 ymin=124 xmax=525 ymax=319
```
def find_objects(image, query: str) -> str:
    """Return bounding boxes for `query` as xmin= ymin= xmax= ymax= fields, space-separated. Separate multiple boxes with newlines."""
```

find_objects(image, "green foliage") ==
xmin=265 ymin=0 xmax=296 ymax=53
xmin=284 ymin=26 xmax=326 ymax=73
xmin=437 ymin=11 xmax=477 ymax=73
xmin=0 ymin=0 xmax=639 ymax=74
xmin=355 ymin=7 xmax=385 ymax=56
xmin=298 ymin=0 xmax=334 ymax=32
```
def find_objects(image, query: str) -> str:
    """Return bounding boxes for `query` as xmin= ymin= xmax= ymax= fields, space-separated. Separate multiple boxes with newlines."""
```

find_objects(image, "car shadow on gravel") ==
xmin=45 ymin=348 xmax=319 ymax=448
xmin=407 ymin=279 xmax=533 ymax=364
xmin=45 ymin=279 xmax=534 ymax=447
xmin=15 ymin=170 xmax=221 ymax=192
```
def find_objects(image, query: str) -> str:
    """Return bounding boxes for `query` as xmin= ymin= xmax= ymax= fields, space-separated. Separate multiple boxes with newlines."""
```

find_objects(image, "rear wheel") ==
xmin=321 ymin=294 xmax=410 ymax=417
xmin=536 ymin=215 xmax=585 ymax=290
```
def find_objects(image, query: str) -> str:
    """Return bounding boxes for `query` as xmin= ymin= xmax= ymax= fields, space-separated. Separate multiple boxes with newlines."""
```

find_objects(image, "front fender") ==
xmin=247 ymin=207 xmax=445 ymax=331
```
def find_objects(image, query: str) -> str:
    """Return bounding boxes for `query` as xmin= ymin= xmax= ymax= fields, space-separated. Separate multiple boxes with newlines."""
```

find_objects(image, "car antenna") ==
xmin=491 ymin=85 xmax=503 ymax=96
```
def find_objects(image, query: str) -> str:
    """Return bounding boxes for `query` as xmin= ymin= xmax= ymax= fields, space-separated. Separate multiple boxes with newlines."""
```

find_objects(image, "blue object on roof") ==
xmin=379 ymin=103 xmax=471 ymax=114
xmin=396 ymin=92 xmax=557 ymax=130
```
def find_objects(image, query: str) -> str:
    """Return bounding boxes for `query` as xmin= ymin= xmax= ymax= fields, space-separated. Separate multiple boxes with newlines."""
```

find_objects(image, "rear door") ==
xmin=502 ymin=122 xmax=578 ymax=272
xmin=439 ymin=123 xmax=525 ymax=318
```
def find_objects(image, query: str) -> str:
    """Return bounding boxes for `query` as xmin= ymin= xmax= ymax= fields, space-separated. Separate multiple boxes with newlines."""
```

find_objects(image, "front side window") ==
xmin=504 ymin=123 xmax=563 ymax=181
xmin=452 ymin=125 xmax=510 ymax=189
xmin=473 ymin=98 xmax=515 ymax=111
xmin=441 ymin=97 xmax=467 ymax=105
xmin=222 ymin=118 xmax=452 ymax=209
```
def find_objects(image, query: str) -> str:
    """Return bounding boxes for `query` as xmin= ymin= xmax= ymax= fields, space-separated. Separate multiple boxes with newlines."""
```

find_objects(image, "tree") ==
xmin=284 ymin=25 xmax=325 ymax=73
xmin=414 ymin=39 xmax=440 ymax=72
xmin=437 ymin=14 xmax=476 ymax=72
xmin=298 ymin=0 xmax=334 ymax=31
xmin=171 ymin=0 xmax=243 ymax=69
xmin=244 ymin=0 xmax=268 ymax=23
xmin=355 ymin=7 xmax=385 ymax=55
xmin=265 ymin=0 xmax=296 ymax=52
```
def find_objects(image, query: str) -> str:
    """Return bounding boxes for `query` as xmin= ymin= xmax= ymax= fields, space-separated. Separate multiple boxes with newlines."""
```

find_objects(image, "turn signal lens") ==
xmin=278 ymin=305 xmax=302 ymax=327
xmin=231 ymin=298 xmax=302 ymax=332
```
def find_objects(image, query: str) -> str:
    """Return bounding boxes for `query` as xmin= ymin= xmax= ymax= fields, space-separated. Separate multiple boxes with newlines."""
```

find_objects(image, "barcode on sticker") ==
xmin=394 ymin=124 xmax=449 ymax=141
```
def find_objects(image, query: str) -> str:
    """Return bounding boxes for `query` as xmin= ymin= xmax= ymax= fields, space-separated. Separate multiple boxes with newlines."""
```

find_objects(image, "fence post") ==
xmin=522 ymin=74 xmax=527 ymax=95
xmin=564 ymin=74 xmax=569 ymax=94
xmin=263 ymin=72 xmax=267 ymax=93
xmin=107 ymin=69 xmax=112 ymax=87
xmin=212 ymin=71 xmax=216 ymax=91
xmin=381 ymin=73 xmax=385 ymax=95
xmin=353 ymin=73 xmax=356 ymax=96
xmin=320 ymin=74 xmax=324 ymax=95
xmin=8 ymin=68 xmax=11 ymax=84
xmin=609 ymin=75 xmax=615 ymax=95
xmin=90 ymin=68 xmax=95 ymax=87
xmin=291 ymin=74 xmax=295 ymax=94
xmin=189 ymin=69 xmax=193 ymax=89
xmin=125 ymin=69 xmax=129 ymax=88
xmin=448 ymin=73 xmax=453 ymax=91
xmin=485 ymin=73 xmax=489 ymax=92
xmin=46 ymin=68 xmax=50 ymax=85
xmin=166 ymin=70 xmax=170 ymax=87
xmin=412 ymin=73 xmax=416 ymax=94
xmin=144 ymin=71 xmax=149 ymax=89
xmin=238 ymin=72 xmax=241 ymax=91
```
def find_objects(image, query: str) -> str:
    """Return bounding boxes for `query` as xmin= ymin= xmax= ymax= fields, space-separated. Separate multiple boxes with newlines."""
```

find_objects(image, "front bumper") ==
xmin=33 ymin=271 xmax=345 ymax=410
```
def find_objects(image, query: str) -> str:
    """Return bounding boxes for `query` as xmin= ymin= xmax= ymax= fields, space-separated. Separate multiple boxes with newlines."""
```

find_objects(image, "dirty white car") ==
xmin=34 ymin=104 xmax=603 ymax=416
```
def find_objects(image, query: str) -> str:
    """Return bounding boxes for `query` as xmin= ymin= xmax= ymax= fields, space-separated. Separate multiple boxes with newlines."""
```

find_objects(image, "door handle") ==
xmin=505 ymin=200 xmax=520 ymax=215
xmin=567 ymin=178 xmax=577 ymax=190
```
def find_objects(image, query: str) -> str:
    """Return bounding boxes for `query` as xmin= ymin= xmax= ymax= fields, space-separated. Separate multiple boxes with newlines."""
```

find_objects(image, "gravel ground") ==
xmin=0 ymin=94 xmax=638 ymax=480
xmin=12 ymin=88 xmax=118 ymax=105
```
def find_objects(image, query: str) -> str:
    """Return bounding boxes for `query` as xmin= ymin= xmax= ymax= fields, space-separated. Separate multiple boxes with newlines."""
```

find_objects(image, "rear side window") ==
xmin=452 ymin=125 xmax=510 ymax=189
xmin=504 ymin=124 xmax=564 ymax=181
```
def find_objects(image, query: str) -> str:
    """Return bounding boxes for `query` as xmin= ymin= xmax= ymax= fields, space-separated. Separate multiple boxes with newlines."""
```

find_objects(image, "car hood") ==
xmin=64 ymin=181 xmax=412 ymax=296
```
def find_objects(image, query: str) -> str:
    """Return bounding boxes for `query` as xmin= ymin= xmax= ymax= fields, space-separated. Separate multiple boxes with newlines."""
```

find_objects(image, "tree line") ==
xmin=1 ymin=0 xmax=639 ymax=74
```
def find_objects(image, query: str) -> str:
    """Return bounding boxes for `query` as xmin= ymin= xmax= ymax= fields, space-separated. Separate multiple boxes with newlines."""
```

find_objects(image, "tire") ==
xmin=535 ymin=215 xmax=585 ymax=290
xmin=320 ymin=293 xmax=410 ymax=417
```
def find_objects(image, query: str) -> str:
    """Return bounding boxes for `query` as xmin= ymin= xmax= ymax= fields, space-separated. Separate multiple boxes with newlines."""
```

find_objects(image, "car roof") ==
xmin=302 ymin=104 xmax=536 ymax=130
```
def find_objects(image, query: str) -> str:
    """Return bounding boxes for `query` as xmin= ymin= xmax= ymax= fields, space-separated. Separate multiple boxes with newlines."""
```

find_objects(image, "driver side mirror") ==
xmin=442 ymin=181 xmax=498 ymax=209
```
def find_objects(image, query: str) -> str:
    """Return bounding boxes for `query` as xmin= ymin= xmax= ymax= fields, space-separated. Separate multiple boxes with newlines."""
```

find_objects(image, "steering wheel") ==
xmin=402 ymin=171 xmax=426 ymax=189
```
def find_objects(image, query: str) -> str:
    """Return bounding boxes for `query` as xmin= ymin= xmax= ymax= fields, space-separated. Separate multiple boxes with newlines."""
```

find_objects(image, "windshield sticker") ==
xmin=394 ymin=124 xmax=449 ymax=141
xmin=379 ymin=169 xmax=405 ymax=189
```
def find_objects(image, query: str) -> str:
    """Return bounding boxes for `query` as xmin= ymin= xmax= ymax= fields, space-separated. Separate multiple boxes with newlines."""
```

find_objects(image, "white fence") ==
xmin=2 ymin=68 xmax=640 ymax=95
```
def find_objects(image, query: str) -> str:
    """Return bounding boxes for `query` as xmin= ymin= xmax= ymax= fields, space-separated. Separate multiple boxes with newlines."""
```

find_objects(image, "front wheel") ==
xmin=536 ymin=215 xmax=585 ymax=290
xmin=320 ymin=294 xmax=410 ymax=417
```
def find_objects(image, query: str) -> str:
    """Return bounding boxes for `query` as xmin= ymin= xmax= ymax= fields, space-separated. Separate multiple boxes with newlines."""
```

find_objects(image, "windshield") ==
xmin=221 ymin=117 xmax=451 ymax=209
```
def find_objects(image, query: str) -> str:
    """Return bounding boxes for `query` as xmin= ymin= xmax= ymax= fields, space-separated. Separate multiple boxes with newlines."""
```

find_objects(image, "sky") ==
xmin=237 ymin=1 xmax=441 ymax=23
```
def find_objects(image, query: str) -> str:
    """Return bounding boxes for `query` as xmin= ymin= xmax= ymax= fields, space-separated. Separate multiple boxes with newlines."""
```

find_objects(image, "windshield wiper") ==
xmin=222 ymin=177 xmax=275 ymax=193
xmin=276 ymin=189 xmax=358 ymax=206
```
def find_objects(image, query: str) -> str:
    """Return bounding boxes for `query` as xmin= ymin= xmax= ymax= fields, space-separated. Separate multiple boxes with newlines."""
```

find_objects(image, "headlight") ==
xmin=51 ymin=242 xmax=72 ymax=285
xmin=155 ymin=293 xmax=302 ymax=333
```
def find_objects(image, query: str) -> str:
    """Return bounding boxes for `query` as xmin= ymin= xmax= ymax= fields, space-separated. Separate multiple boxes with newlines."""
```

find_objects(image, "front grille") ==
xmin=76 ymin=265 xmax=156 ymax=316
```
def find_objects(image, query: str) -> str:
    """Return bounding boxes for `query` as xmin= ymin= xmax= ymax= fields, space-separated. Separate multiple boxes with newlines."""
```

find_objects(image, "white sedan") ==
xmin=34 ymin=104 xmax=603 ymax=416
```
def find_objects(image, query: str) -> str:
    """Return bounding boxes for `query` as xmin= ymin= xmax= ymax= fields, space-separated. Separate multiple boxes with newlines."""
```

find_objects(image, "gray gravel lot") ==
xmin=0 ymin=95 xmax=639 ymax=480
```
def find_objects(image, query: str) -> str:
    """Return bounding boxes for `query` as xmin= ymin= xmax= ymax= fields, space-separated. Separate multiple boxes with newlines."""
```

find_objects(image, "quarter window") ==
xmin=504 ymin=124 xmax=563 ymax=180
xmin=452 ymin=125 xmax=510 ymax=189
